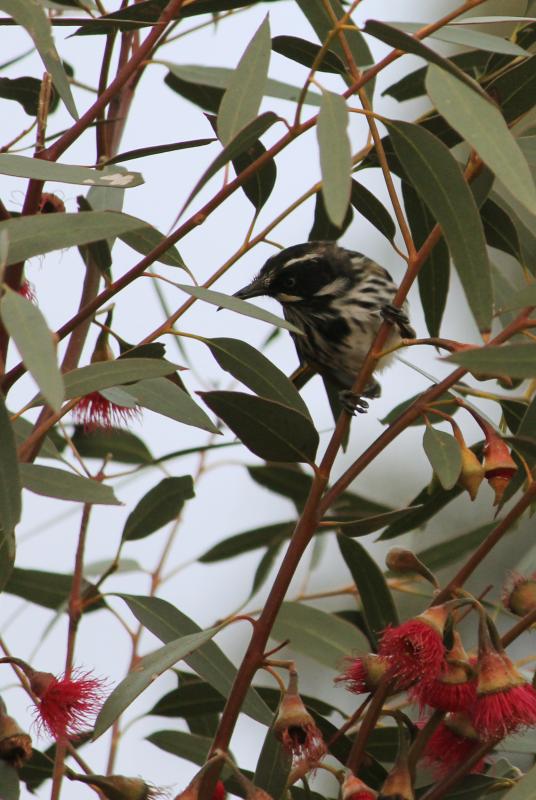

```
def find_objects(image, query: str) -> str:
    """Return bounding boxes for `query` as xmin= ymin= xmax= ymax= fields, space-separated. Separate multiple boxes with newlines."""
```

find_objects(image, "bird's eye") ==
xmin=282 ymin=275 xmax=296 ymax=290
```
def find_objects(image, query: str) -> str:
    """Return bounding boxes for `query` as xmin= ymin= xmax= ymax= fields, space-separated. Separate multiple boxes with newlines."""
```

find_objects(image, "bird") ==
xmin=233 ymin=241 xmax=415 ymax=413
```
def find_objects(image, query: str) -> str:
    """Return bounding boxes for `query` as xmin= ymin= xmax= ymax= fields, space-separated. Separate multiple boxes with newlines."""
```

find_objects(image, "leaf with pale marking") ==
xmin=317 ymin=91 xmax=351 ymax=227
xmin=217 ymin=16 xmax=271 ymax=145
xmin=0 ymin=154 xmax=142 ymax=188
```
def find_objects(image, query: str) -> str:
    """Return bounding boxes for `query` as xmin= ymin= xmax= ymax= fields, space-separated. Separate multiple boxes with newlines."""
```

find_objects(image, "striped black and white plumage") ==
xmin=234 ymin=241 xmax=415 ymax=412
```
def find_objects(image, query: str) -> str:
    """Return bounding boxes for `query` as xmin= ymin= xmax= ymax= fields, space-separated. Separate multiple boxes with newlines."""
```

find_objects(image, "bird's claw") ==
xmin=339 ymin=390 xmax=369 ymax=415
xmin=381 ymin=304 xmax=416 ymax=339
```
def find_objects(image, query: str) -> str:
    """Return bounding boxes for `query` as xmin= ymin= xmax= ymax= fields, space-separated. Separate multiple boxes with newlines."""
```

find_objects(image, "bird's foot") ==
xmin=338 ymin=390 xmax=369 ymax=415
xmin=381 ymin=303 xmax=416 ymax=339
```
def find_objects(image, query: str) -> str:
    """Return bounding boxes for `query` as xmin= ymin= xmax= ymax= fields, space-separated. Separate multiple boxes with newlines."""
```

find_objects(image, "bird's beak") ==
xmin=232 ymin=276 xmax=266 ymax=301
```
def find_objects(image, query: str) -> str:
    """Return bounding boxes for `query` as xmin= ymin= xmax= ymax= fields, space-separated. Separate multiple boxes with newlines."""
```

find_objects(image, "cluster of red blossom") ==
xmin=337 ymin=602 xmax=536 ymax=782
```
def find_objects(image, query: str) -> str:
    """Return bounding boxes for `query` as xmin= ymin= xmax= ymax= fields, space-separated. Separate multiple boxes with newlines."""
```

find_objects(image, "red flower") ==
xmin=29 ymin=668 xmax=105 ymax=740
xmin=273 ymin=671 xmax=326 ymax=764
xmin=73 ymin=391 xmax=140 ymax=432
xmin=212 ymin=781 xmax=226 ymax=800
xmin=411 ymin=631 xmax=476 ymax=712
xmin=19 ymin=280 xmax=37 ymax=303
xmin=424 ymin=713 xmax=485 ymax=777
xmin=472 ymin=649 xmax=536 ymax=741
xmin=379 ymin=606 xmax=448 ymax=687
xmin=342 ymin=774 xmax=377 ymax=800
xmin=336 ymin=653 xmax=390 ymax=695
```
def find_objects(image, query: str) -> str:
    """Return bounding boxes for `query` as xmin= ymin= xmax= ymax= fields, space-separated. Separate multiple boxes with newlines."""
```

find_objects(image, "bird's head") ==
xmin=233 ymin=242 xmax=354 ymax=306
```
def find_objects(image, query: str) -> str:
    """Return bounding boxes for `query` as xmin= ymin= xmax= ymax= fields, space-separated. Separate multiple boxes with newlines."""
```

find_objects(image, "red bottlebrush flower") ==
xmin=472 ymin=649 xmax=536 ymax=741
xmin=273 ymin=671 xmax=326 ymax=764
xmin=18 ymin=280 xmax=37 ymax=303
xmin=502 ymin=571 xmax=536 ymax=617
xmin=336 ymin=653 xmax=390 ymax=695
xmin=342 ymin=773 xmax=377 ymax=800
xmin=411 ymin=631 xmax=476 ymax=713
xmin=378 ymin=605 xmax=448 ymax=688
xmin=73 ymin=391 xmax=140 ymax=432
xmin=424 ymin=713 xmax=485 ymax=777
xmin=29 ymin=668 xmax=105 ymax=740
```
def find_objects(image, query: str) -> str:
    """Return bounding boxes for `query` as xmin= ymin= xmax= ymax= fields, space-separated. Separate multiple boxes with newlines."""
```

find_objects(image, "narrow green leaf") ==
xmin=335 ymin=506 xmax=422 ymax=537
xmin=447 ymin=344 xmax=536 ymax=378
xmin=379 ymin=476 xmax=466 ymax=541
xmin=232 ymin=137 xmax=277 ymax=212
xmin=272 ymin=35 xmax=346 ymax=74
xmin=0 ymin=530 xmax=16 ymax=594
xmin=382 ymin=50 xmax=489 ymax=103
xmin=381 ymin=390 xmax=457 ymax=427
xmin=317 ymin=91 xmax=351 ymax=227
xmin=0 ymin=761 xmax=19 ymax=800
xmin=395 ymin=21 xmax=528 ymax=56
xmin=199 ymin=391 xmax=319 ymax=463
xmin=0 ymin=395 xmax=21 ymax=534
xmin=93 ymin=627 xmax=221 ymax=739
xmin=163 ymin=63 xmax=322 ymax=107
xmin=0 ymin=0 xmax=78 ymax=118
xmin=127 ymin=377 xmax=219 ymax=433
xmin=204 ymin=337 xmax=310 ymax=417
xmin=176 ymin=283 xmax=301 ymax=334
xmin=255 ymin=728 xmax=292 ymax=800
xmin=70 ymin=427 xmax=153 ymax=464
xmin=250 ymin=544 xmax=281 ymax=599
xmin=350 ymin=179 xmax=396 ymax=241
xmin=417 ymin=523 xmax=495 ymax=572
xmin=180 ymin=112 xmax=280 ymax=216
xmin=337 ymin=536 xmax=398 ymax=649
xmin=61 ymin=358 xmax=178 ymax=399
xmin=103 ymin=138 xmax=216 ymax=165
xmin=0 ymin=211 xmax=150 ymax=266
xmin=117 ymin=594 xmax=272 ymax=725
xmin=4 ymin=567 xmax=104 ymax=612
xmin=295 ymin=0 xmax=374 ymax=88
xmin=149 ymin=679 xmax=225 ymax=718
xmin=363 ymin=19 xmax=490 ymax=99
xmin=309 ymin=190 xmax=353 ymax=241
xmin=271 ymin=602 xmax=368 ymax=669
xmin=422 ymin=426 xmax=462 ymax=490
xmin=402 ymin=181 xmax=449 ymax=337
xmin=199 ymin=521 xmax=295 ymax=563
xmin=485 ymin=55 xmax=536 ymax=124
xmin=387 ymin=120 xmax=492 ymax=332
xmin=0 ymin=154 xmax=142 ymax=187
xmin=146 ymin=730 xmax=211 ymax=765
xmin=122 ymin=476 xmax=194 ymax=542
xmin=20 ymin=464 xmax=121 ymax=505
xmin=1 ymin=288 xmax=64 ymax=412
xmin=118 ymin=225 xmax=188 ymax=270
xmin=217 ymin=16 xmax=271 ymax=145
xmin=426 ymin=65 xmax=536 ymax=215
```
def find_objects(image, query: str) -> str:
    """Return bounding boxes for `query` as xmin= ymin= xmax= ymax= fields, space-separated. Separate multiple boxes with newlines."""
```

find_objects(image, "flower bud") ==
xmin=482 ymin=426 xmax=517 ymax=505
xmin=0 ymin=711 xmax=32 ymax=768
xmin=273 ymin=671 xmax=326 ymax=764
xmin=502 ymin=572 xmax=536 ymax=617
xmin=385 ymin=548 xmax=437 ymax=587
xmin=71 ymin=774 xmax=160 ymax=800
xmin=378 ymin=756 xmax=413 ymax=800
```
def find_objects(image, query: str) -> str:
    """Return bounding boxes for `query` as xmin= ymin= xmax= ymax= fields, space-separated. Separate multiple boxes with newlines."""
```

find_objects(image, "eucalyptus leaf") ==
xmin=0 ymin=396 xmax=22 ymax=535
xmin=122 ymin=476 xmax=194 ymax=542
xmin=217 ymin=16 xmax=271 ymax=145
xmin=446 ymin=345 xmax=536 ymax=378
xmin=426 ymin=65 xmax=536 ymax=215
xmin=127 ymin=378 xmax=220 ymax=433
xmin=0 ymin=0 xmax=77 ymax=118
xmin=199 ymin=391 xmax=319 ymax=463
xmin=20 ymin=464 xmax=121 ymax=505
xmin=0 ymin=154 xmax=142 ymax=187
xmin=1 ymin=288 xmax=64 ymax=412
xmin=60 ymin=359 xmax=178 ymax=400
xmin=317 ymin=91 xmax=351 ymax=228
xmin=422 ymin=426 xmax=462 ymax=490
